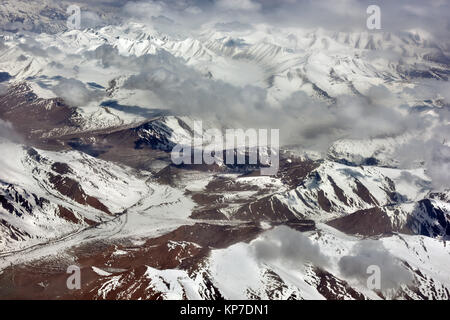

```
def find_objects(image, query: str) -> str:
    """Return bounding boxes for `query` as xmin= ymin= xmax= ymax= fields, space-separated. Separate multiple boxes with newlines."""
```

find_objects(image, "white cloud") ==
xmin=251 ymin=226 xmax=330 ymax=268
xmin=0 ymin=119 xmax=22 ymax=143
xmin=338 ymin=240 xmax=414 ymax=291
xmin=52 ymin=78 xmax=104 ymax=107
xmin=216 ymin=0 xmax=261 ymax=11
xmin=123 ymin=1 xmax=164 ymax=20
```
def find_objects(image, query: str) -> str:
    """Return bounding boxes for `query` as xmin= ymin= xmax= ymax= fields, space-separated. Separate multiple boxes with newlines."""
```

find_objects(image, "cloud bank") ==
xmin=85 ymin=44 xmax=440 ymax=154
xmin=249 ymin=227 xmax=413 ymax=293
xmin=117 ymin=0 xmax=450 ymax=41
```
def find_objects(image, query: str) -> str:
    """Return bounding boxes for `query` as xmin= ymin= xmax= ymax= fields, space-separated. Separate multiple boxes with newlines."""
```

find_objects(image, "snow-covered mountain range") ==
xmin=0 ymin=0 xmax=449 ymax=300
